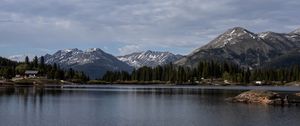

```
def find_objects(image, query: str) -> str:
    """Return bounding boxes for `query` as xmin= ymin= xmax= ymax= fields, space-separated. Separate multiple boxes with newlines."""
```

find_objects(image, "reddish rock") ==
xmin=228 ymin=90 xmax=283 ymax=105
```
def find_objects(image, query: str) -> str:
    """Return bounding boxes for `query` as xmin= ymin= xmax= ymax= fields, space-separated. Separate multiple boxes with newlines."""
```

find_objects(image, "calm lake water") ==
xmin=0 ymin=85 xmax=300 ymax=126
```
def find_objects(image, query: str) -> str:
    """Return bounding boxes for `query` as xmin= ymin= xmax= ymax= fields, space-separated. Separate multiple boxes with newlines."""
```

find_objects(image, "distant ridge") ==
xmin=44 ymin=48 xmax=132 ymax=79
xmin=117 ymin=50 xmax=183 ymax=68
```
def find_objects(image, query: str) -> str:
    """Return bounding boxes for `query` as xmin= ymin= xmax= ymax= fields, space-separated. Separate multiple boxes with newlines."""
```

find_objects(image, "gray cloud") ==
xmin=0 ymin=0 xmax=299 ymax=57
xmin=118 ymin=45 xmax=142 ymax=55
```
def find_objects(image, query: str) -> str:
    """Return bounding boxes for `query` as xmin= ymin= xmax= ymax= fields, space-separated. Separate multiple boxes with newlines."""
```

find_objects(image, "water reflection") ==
xmin=0 ymin=87 xmax=64 ymax=97
xmin=0 ymin=86 xmax=299 ymax=126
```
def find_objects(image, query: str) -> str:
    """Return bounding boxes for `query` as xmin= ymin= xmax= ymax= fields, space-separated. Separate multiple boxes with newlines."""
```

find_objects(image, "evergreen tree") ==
xmin=33 ymin=56 xmax=38 ymax=68
xmin=25 ymin=56 xmax=30 ymax=65
xmin=40 ymin=56 xmax=45 ymax=68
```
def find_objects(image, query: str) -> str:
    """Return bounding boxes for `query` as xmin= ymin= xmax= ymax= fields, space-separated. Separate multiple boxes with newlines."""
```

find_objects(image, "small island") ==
xmin=227 ymin=90 xmax=300 ymax=106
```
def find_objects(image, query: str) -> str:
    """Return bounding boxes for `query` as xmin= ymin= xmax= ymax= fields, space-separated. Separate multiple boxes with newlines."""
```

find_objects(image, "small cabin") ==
xmin=255 ymin=81 xmax=263 ymax=85
xmin=25 ymin=70 xmax=39 ymax=78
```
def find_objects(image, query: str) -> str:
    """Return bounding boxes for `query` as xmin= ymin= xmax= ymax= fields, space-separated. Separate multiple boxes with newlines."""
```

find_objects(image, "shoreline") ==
xmin=1 ymin=84 xmax=300 ymax=92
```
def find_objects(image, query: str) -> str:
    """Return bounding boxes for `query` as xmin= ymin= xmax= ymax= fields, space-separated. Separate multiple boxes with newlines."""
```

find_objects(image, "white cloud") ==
xmin=118 ymin=45 xmax=142 ymax=55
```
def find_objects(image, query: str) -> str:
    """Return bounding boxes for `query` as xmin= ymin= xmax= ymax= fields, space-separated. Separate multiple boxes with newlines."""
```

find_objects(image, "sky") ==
xmin=0 ymin=0 xmax=300 ymax=58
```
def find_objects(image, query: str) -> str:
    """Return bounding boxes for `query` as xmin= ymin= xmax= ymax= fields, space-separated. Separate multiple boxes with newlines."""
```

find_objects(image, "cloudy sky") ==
xmin=0 ymin=0 xmax=300 ymax=58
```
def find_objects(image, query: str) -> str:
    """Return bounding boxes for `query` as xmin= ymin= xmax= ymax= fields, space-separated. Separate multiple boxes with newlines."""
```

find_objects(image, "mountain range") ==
xmin=117 ymin=50 xmax=182 ymax=68
xmin=7 ymin=26 xmax=300 ymax=79
xmin=175 ymin=27 xmax=300 ymax=68
xmin=41 ymin=48 xmax=181 ymax=79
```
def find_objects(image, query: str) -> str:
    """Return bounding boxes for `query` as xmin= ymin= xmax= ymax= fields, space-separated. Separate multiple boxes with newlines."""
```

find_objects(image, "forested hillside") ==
xmin=102 ymin=61 xmax=300 ymax=85
xmin=0 ymin=56 xmax=88 ymax=82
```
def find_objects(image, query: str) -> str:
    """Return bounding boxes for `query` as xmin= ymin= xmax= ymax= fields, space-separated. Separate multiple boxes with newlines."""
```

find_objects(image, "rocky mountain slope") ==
xmin=175 ymin=27 xmax=300 ymax=68
xmin=44 ymin=48 xmax=132 ymax=79
xmin=117 ymin=50 xmax=183 ymax=68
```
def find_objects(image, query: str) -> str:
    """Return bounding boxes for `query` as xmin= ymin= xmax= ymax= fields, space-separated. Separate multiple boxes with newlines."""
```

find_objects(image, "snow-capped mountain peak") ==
xmin=117 ymin=50 xmax=183 ymax=68
xmin=8 ymin=55 xmax=27 ymax=62
xmin=200 ymin=27 xmax=258 ymax=49
xmin=43 ymin=48 xmax=132 ymax=79
xmin=46 ymin=48 xmax=106 ymax=65
xmin=291 ymin=28 xmax=300 ymax=34
xmin=228 ymin=27 xmax=253 ymax=36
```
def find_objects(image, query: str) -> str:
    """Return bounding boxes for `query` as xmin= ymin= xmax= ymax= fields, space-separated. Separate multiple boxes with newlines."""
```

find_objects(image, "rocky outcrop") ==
xmin=228 ymin=90 xmax=284 ymax=105
xmin=296 ymin=93 xmax=300 ymax=97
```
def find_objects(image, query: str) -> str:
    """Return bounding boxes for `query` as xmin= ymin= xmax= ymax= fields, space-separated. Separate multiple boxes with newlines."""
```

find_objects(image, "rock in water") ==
xmin=228 ymin=90 xmax=283 ymax=105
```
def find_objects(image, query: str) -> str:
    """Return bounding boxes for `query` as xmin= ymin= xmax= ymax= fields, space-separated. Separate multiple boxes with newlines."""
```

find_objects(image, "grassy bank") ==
xmin=13 ymin=78 xmax=62 ymax=85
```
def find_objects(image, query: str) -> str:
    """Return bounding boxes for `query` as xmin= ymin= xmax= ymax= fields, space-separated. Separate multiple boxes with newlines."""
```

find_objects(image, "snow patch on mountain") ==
xmin=258 ymin=32 xmax=270 ymax=39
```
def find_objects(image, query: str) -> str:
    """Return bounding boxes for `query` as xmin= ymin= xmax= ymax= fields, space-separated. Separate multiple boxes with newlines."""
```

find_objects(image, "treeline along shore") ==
xmin=0 ymin=56 xmax=89 ymax=86
xmin=2 ymin=56 xmax=300 ymax=86
xmin=101 ymin=61 xmax=300 ymax=86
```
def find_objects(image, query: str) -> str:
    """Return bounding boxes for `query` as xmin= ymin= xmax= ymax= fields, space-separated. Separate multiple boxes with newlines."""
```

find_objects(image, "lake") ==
xmin=0 ymin=85 xmax=300 ymax=126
